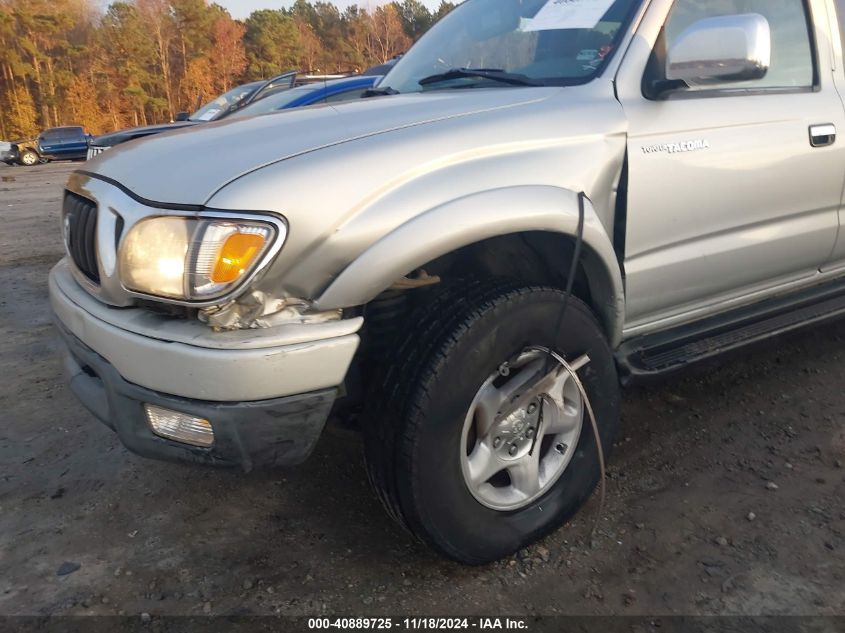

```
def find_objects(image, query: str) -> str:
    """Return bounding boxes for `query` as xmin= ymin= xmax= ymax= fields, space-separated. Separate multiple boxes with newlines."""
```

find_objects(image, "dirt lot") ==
xmin=0 ymin=161 xmax=843 ymax=620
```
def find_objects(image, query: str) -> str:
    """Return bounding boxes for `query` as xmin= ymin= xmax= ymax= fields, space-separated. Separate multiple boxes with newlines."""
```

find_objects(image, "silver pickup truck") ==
xmin=50 ymin=0 xmax=845 ymax=564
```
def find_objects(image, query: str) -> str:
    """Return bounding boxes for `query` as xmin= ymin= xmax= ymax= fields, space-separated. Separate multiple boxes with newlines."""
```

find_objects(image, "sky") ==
xmin=216 ymin=0 xmax=442 ymax=19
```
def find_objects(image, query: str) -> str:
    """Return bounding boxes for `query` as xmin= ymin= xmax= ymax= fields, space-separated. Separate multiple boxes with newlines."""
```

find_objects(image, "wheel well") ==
xmin=328 ymin=232 xmax=621 ymax=419
xmin=417 ymin=232 xmax=593 ymax=303
xmin=330 ymin=231 xmax=618 ymax=414
xmin=341 ymin=232 xmax=618 ymax=401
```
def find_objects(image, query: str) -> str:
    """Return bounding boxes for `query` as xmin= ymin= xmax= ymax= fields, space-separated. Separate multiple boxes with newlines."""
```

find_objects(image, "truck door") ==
xmin=65 ymin=129 xmax=88 ymax=160
xmin=825 ymin=0 xmax=845 ymax=268
xmin=615 ymin=0 xmax=845 ymax=331
xmin=37 ymin=131 xmax=58 ymax=158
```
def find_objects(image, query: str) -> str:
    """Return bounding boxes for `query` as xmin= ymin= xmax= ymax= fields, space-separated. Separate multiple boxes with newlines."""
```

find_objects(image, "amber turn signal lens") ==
xmin=211 ymin=232 xmax=267 ymax=284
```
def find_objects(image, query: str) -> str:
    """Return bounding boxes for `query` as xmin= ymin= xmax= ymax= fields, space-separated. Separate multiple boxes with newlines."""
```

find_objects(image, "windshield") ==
xmin=190 ymin=83 xmax=261 ymax=122
xmin=228 ymin=85 xmax=319 ymax=119
xmin=379 ymin=0 xmax=642 ymax=93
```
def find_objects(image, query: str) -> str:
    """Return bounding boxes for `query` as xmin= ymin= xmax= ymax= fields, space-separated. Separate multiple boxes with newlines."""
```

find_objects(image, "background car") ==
xmin=88 ymin=72 xmax=297 ymax=159
xmin=0 ymin=141 xmax=18 ymax=165
xmin=14 ymin=140 xmax=40 ymax=166
xmin=226 ymin=75 xmax=379 ymax=119
xmin=33 ymin=127 xmax=90 ymax=164
xmin=10 ymin=128 xmax=89 ymax=166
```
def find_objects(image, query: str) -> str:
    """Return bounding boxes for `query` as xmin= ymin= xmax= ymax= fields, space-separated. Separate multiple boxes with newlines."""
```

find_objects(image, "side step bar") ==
xmin=617 ymin=277 xmax=845 ymax=385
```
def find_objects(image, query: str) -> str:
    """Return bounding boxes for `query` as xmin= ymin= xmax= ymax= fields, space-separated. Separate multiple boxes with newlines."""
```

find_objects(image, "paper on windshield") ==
xmin=197 ymin=108 xmax=220 ymax=121
xmin=522 ymin=0 xmax=616 ymax=31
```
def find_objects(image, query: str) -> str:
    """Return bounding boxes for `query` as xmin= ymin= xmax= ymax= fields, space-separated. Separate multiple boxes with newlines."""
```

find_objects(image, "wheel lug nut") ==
xmin=493 ymin=437 xmax=502 ymax=448
xmin=526 ymin=428 xmax=535 ymax=438
xmin=527 ymin=403 xmax=538 ymax=414
xmin=555 ymin=443 xmax=568 ymax=454
xmin=509 ymin=445 xmax=518 ymax=457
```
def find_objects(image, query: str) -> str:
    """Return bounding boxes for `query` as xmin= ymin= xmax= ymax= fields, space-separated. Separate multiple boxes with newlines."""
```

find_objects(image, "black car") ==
xmin=0 ymin=141 xmax=18 ymax=165
xmin=88 ymin=72 xmax=297 ymax=158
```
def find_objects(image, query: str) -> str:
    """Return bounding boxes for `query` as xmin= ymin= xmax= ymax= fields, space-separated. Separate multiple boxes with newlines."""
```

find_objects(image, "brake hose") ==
xmin=532 ymin=346 xmax=607 ymax=535
xmin=547 ymin=192 xmax=607 ymax=533
xmin=550 ymin=191 xmax=586 ymax=343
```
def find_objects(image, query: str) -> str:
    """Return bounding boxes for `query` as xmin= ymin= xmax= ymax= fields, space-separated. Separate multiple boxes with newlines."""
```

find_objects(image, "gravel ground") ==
xmin=0 ymin=162 xmax=843 ymax=619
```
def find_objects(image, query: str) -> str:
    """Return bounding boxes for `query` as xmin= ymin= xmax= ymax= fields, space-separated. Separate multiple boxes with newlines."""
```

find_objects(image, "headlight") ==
xmin=119 ymin=216 xmax=280 ymax=301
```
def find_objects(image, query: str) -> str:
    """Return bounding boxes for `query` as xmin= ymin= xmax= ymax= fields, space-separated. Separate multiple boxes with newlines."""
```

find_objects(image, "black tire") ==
xmin=363 ymin=279 xmax=620 ymax=564
xmin=19 ymin=150 xmax=39 ymax=167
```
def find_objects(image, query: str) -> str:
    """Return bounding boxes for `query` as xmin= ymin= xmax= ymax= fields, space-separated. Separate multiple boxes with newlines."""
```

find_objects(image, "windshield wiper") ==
xmin=419 ymin=68 xmax=543 ymax=88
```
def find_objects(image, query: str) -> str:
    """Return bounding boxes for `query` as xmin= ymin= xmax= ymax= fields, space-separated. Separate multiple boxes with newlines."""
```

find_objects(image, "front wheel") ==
xmin=363 ymin=281 xmax=620 ymax=564
xmin=19 ymin=150 xmax=39 ymax=166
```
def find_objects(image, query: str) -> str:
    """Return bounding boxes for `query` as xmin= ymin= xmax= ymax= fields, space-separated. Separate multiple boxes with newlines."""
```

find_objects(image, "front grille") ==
xmin=86 ymin=146 xmax=108 ymax=160
xmin=63 ymin=192 xmax=100 ymax=283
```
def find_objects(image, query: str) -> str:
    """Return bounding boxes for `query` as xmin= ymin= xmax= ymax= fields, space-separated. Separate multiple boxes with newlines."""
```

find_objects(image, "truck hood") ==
xmin=84 ymin=90 xmax=551 ymax=206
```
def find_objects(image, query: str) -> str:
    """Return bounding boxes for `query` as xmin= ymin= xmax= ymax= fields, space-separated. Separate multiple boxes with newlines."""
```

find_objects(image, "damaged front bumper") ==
xmin=49 ymin=260 xmax=363 ymax=470
xmin=57 ymin=321 xmax=336 ymax=470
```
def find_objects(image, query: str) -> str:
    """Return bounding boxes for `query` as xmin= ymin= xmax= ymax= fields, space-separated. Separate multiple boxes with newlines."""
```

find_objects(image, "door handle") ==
xmin=810 ymin=124 xmax=836 ymax=147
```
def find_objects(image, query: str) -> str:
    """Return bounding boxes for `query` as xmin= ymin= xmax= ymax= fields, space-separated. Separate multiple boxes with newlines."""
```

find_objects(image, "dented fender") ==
xmin=314 ymin=186 xmax=625 ymax=347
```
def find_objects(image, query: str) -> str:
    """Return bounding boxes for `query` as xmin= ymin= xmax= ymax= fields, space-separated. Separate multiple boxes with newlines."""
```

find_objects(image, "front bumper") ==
xmin=58 ymin=321 xmax=336 ymax=470
xmin=50 ymin=260 xmax=362 ymax=401
xmin=50 ymin=260 xmax=363 ymax=470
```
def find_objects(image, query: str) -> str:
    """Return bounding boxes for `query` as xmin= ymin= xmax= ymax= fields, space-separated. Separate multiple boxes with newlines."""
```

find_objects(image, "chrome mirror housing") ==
xmin=667 ymin=14 xmax=771 ymax=85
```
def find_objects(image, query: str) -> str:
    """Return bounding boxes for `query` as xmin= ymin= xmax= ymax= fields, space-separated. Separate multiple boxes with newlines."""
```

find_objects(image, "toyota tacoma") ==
xmin=50 ymin=0 xmax=845 ymax=563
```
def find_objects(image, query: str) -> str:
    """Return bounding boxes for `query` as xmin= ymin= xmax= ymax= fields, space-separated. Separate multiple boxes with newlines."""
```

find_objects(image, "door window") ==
xmin=663 ymin=0 xmax=815 ymax=92
xmin=60 ymin=128 xmax=83 ymax=140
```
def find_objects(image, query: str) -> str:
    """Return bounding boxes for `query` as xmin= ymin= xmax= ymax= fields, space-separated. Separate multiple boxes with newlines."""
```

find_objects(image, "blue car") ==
xmin=227 ymin=75 xmax=380 ymax=119
xmin=33 ymin=127 xmax=90 ymax=164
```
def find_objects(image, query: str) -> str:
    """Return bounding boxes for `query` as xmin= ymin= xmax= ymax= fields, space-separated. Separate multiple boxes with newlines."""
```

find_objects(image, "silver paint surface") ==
xmin=65 ymin=0 xmax=845 ymax=352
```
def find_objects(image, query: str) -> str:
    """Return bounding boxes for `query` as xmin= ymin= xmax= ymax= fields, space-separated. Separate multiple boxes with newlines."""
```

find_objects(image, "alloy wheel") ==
xmin=460 ymin=348 xmax=587 ymax=512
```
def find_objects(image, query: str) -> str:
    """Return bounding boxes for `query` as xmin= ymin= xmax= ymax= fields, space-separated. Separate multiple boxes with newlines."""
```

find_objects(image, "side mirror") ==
xmin=666 ymin=14 xmax=770 ymax=86
xmin=174 ymin=111 xmax=190 ymax=122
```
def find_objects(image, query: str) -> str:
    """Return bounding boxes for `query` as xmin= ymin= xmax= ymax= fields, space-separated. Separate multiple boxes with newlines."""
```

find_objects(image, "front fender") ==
xmin=314 ymin=186 xmax=625 ymax=347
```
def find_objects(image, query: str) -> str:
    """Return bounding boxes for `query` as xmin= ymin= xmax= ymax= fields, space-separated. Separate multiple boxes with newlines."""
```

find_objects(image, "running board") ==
xmin=617 ymin=277 xmax=845 ymax=384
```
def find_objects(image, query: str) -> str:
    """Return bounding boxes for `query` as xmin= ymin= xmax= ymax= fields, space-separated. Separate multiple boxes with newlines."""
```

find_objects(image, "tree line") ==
xmin=0 ymin=0 xmax=455 ymax=139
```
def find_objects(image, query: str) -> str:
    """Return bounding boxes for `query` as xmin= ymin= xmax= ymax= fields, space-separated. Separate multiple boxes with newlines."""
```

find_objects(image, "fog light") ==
xmin=145 ymin=405 xmax=214 ymax=447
